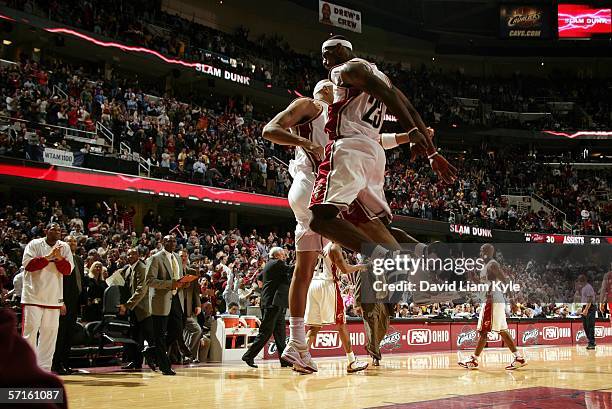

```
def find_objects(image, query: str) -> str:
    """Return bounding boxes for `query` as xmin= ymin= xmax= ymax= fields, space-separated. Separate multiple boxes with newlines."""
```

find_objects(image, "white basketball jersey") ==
xmin=312 ymin=242 xmax=339 ymax=282
xmin=327 ymin=58 xmax=391 ymax=141
xmin=289 ymin=98 xmax=329 ymax=177
xmin=480 ymin=258 xmax=505 ymax=303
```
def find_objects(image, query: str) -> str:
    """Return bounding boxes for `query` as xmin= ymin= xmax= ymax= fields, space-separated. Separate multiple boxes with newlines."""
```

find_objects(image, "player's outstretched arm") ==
xmin=329 ymin=243 xmax=366 ymax=274
xmin=339 ymin=61 xmax=420 ymax=139
xmin=340 ymin=62 xmax=456 ymax=183
xmin=262 ymin=98 xmax=324 ymax=159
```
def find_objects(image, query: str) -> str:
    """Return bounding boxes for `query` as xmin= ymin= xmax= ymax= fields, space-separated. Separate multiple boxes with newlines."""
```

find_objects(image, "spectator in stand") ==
xmin=82 ymin=260 xmax=107 ymax=322
xmin=21 ymin=222 xmax=74 ymax=371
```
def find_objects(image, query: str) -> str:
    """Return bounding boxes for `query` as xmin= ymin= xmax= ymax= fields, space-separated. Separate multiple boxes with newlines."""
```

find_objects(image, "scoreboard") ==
xmin=524 ymin=233 xmax=612 ymax=245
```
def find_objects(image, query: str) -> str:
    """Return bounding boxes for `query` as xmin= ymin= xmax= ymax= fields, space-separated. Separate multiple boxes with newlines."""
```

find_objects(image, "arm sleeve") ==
xmin=56 ymin=243 xmax=75 ymax=275
xmin=25 ymin=257 xmax=50 ymax=272
xmin=55 ymin=259 xmax=72 ymax=276
xmin=22 ymin=241 xmax=46 ymax=271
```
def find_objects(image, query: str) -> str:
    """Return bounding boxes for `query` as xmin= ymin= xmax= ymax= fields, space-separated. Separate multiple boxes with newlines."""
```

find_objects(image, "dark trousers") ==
xmin=243 ymin=306 xmax=286 ymax=362
xmin=52 ymin=302 xmax=77 ymax=369
xmin=582 ymin=306 xmax=596 ymax=346
xmin=152 ymin=294 xmax=184 ymax=371
xmin=362 ymin=303 xmax=393 ymax=360
xmin=125 ymin=314 xmax=156 ymax=366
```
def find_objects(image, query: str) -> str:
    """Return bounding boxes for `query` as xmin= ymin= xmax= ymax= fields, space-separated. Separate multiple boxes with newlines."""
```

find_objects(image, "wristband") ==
xmin=407 ymin=127 xmax=418 ymax=137
xmin=380 ymin=133 xmax=399 ymax=150
xmin=427 ymin=151 xmax=439 ymax=160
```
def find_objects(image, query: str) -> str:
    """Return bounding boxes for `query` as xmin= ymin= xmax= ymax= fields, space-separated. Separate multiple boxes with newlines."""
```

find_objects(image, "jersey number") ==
xmin=362 ymin=96 xmax=383 ymax=128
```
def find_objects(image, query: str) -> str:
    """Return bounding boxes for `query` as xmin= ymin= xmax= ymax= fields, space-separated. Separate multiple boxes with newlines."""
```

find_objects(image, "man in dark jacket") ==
xmin=52 ymin=235 xmax=84 ymax=375
xmin=242 ymin=247 xmax=292 ymax=368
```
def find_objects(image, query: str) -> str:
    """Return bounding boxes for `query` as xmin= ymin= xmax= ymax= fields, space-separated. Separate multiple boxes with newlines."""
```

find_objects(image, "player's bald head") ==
xmin=480 ymin=243 xmax=495 ymax=258
xmin=313 ymin=79 xmax=333 ymax=104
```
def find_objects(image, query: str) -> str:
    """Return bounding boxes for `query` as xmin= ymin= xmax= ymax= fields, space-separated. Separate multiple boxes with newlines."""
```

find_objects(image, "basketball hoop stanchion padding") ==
xmin=209 ymin=315 xmax=260 ymax=362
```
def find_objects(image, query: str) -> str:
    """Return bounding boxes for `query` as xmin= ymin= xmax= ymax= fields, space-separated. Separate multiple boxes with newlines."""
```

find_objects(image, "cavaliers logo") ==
xmin=522 ymin=326 xmax=540 ymax=345
xmin=457 ymin=326 xmax=478 ymax=348
xmin=379 ymin=326 xmax=402 ymax=351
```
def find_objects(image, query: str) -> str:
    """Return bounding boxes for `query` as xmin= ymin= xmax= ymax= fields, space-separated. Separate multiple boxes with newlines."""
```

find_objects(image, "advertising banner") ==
xmin=558 ymin=4 xmax=611 ymax=39
xmin=43 ymin=148 xmax=74 ymax=167
xmin=572 ymin=320 xmax=612 ymax=345
xmin=500 ymin=5 xmax=551 ymax=38
xmin=319 ymin=1 xmax=362 ymax=33
xmin=517 ymin=321 xmax=573 ymax=346
xmin=264 ymin=319 xmax=611 ymax=359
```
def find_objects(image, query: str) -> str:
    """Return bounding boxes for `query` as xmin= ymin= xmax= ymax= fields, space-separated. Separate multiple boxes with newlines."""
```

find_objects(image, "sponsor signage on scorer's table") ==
xmin=263 ymin=319 xmax=611 ymax=359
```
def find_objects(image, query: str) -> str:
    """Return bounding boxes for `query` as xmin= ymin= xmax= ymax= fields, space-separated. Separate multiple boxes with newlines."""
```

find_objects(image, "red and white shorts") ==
xmin=477 ymin=299 xmax=508 ymax=333
xmin=309 ymin=137 xmax=391 ymax=223
xmin=305 ymin=279 xmax=345 ymax=326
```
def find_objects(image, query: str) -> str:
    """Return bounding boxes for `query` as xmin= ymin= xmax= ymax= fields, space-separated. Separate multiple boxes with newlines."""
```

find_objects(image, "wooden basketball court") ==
xmin=63 ymin=345 xmax=612 ymax=409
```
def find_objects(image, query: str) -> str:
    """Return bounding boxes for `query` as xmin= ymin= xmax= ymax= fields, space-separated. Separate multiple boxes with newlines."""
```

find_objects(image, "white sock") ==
xmin=513 ymin=350 xmax=522 ymax=358
xmin=289 ymin=317 xmax=306 ymax=346
xmin=472 ymin=354 xmax=479 ymax=361
xmin=347 ymin=351 xmax=355 ymax=364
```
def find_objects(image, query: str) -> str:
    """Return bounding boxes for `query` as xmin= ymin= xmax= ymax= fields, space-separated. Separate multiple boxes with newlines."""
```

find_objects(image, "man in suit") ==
xmin=353 ymin=259 xmax=394 ymax=367
xmin=180 ymin=250 xmax=203 ymax=362
xmin=146 ymin=235 xmax=188 ymax=375
xmin=118 ymin=248 xmax=157 ymax=371
xmin=52 ymin=235 xmax=84 ymax=375
xmin=242 ymin=247 xmax=292 ymax=368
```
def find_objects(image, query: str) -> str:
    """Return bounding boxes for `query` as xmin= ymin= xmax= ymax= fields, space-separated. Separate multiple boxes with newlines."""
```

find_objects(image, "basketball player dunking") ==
xmin=458 ymin=244 xmax=526 ymax=370
xmin=599 ymin=263 xmax=612 ymax=325
xmin=263 ymin=80 xmax=428 ymax=373
xmin=305 ymin=242 xmax=369 ymax=373
xmin=308 ymin=35 xmax=457 ymax=262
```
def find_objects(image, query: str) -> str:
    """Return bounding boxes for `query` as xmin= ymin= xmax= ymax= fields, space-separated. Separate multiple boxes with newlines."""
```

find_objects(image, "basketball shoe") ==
xmin=458 ymin=355 xmax=479 ymax=370
xmin=347 ymin=360 xmax=369 ymax=373
xmin=281 ymin=341 xmax=318 ymax=373
xmin=505 ymin=357 xmax=526 ymax=370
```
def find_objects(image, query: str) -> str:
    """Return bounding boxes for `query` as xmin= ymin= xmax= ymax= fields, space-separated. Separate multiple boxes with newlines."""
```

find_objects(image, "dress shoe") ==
xmin=52 ymin=364 xmax=74 ymax=375
xmin=161 ymin=368 xmax=176 ymax=376
xmin=242 ymin=355 xmax=258 ymax=368
xmin=142 ymin=347 xmax=158 ymax=371
xmin=121 ymin=362 xmax=142 ymax=370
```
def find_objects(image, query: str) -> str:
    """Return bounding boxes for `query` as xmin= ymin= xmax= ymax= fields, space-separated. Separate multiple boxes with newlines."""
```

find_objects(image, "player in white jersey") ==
xmin=309 ymin=35 xmax=457 ymax=261
xmin=599 ymin=263 xmax=612 ymax=325
xmin=305 ymin=242 xmax=368 ymax=373
xmin=458 ymin=244 xmax=526 ymax=371
xmin=262 ymin=80 xmax=333 ymax=372
xmin=21 ymin=222 xmax=74 ymax=371
xmin=263 ymin=80 xmax=421 ymax=373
